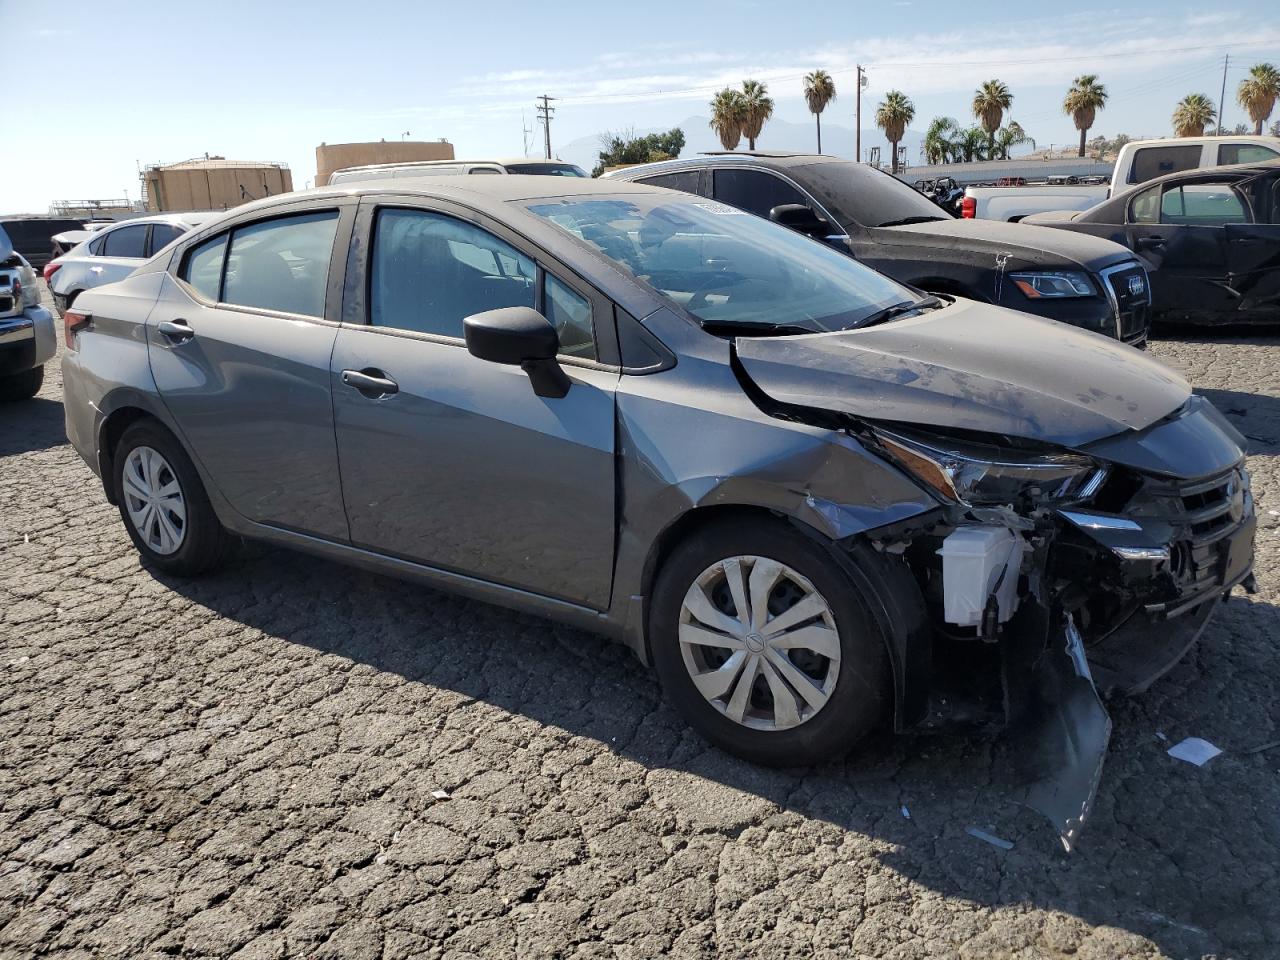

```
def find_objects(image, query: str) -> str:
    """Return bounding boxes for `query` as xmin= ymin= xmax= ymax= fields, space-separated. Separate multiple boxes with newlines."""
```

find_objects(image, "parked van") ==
xmin=326 ymin=158 xmax=587 ymax=185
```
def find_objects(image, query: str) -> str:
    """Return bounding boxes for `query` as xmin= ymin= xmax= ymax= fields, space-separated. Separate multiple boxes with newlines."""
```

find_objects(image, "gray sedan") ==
xmin=61 ymin=176 xmax=1254 ymax=845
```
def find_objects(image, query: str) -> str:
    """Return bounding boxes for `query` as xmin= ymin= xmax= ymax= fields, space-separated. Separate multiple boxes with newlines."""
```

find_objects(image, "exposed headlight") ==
xmin=1010 ymin=270 xmax=1094 ymax=299
xmin=874 ymin=428 xmax=1103 ymax=507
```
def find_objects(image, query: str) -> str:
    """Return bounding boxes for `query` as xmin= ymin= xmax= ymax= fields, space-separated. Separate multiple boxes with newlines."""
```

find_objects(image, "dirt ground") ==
xmin=2 ymin=285 xmax=1278 ymax=959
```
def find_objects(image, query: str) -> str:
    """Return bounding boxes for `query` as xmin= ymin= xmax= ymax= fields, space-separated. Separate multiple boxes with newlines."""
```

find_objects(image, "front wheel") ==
xmin=650 ymin=520 xmax=890 ymax=767
xmin=0 ymin=365 xmax=44 ymax=401
xmin=113 ymin=420 xmax=231 ymax=575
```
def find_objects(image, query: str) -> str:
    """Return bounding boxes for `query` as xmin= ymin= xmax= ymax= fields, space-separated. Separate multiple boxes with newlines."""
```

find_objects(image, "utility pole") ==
xmin=536 ymin=95 xmax=557 ymax=160
xmin=522 ymin=111 xmax=533 ymax=157
xmin=855 ymin=65 xmax=868 ymax=163
xmin=1216 ymin=54 xmax=1229 ymax=136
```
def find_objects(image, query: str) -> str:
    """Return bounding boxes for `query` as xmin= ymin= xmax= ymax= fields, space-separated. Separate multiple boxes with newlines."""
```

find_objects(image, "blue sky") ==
xmin=3 ymin=0 xmax=1279 ymax=212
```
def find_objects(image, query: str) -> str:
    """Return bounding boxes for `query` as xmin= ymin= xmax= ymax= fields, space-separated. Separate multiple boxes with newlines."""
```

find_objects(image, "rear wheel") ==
xmin=113 ymin=420 xmax=231 ymax=575
xmin=0 ymin=366 xmax=44 ymax=401
xmin=651 ymin=520 xmax=890 ymax=767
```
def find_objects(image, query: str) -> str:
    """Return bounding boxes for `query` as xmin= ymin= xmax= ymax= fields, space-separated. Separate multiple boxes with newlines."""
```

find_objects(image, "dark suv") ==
xmin=607 ymin=153 xmax=1152 ymax=345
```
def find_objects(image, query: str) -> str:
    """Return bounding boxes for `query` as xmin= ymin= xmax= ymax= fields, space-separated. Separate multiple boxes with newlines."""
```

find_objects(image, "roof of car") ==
xmin=603 ymin=153 xmax=845 ymax=179
xmin=296 ymin=174 xmax=662 ymax=205
xmin=102 ymin=212 xmax=216 ymax=229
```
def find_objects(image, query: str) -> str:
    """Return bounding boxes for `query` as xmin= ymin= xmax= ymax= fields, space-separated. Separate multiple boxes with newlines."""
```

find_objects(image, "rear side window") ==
xmin=181 ymin=234 xmax=229 ymax=300
xmin=713 ymin=169 xmax=808 ymax=218
xmin=1128 ymin=145 xmax=1202 ymax=185
xmin=1130 ymin=185 xmax=1160 ymax=223
xmin=1160 ymin=183 xmax=1249 ymax=225
xmin=102 ymin=224 xmax=147 ymax=258
xmin=637 ymin=170 xmax=702 ymax=195
xmin=221 ymin=212 xmax=339 ymax=317
xmin=148 ymin=223 xmax=184 ymax=255
xmin=467 ymin=167 xmax=502 ymax=175
xmin=370 ymin=208 xmax=535 ymax=338
xmin=1218 ymin=143 xmax=1280 ymax=165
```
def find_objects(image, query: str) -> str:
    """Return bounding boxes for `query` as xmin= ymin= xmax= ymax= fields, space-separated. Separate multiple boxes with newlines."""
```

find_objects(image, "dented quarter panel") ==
xmin=735 ymin=299 xmax=1190 ymax=447
xmin=609 ymin=307 xmax=938 ymax=653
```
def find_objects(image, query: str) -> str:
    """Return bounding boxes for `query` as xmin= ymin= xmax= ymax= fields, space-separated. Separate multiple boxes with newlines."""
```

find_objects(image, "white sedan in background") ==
xmin=45 ymin=213 xmax=213 ymax=315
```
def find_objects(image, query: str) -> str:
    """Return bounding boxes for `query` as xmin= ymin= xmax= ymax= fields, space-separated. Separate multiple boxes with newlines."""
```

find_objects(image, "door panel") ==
xmin=1125 ymin=223 xmax=1233 ymax=317
xmin=1225 ymin=224 xmax=1280 ymax=311
xmin=148 ymin=273 xmax=348 ymax=540
xmin=331 ymin=330 xmax=617 ymax=608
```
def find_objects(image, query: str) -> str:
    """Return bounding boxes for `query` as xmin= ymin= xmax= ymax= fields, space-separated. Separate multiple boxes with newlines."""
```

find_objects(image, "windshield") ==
xmin=506 ymin=163 xmax=587 ymax=177
xmin=795 ymin=161 xmax=953 ymax=227
xmin=525 ymin=196 xmax=917 ymax=333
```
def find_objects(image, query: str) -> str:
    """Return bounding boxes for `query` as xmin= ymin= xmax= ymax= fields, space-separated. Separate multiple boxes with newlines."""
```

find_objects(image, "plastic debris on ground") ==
xmin=1167 ymin=737 xmax=1222 ymax=766
xmin=431 ymin=789 xmax=451 ymax=800
xmin=900 ymin=805 xmax=911 ymax=820
xmin=966 ymin=826 xmax=1014 ymax=850
xmin=1155 ymin=731 xmax=1168 ymax=742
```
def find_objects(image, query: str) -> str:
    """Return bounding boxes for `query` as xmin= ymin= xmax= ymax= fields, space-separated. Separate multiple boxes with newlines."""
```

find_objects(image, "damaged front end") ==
xmin=858 ymin=400 xmax=1256 ymax=850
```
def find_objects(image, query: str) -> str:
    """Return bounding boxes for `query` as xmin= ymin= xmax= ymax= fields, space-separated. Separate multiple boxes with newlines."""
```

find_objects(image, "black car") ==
xmin=1024 ymin=160 xmax=1280 ymax=325
xmin=0 ymin=217 xmax=86 ymax=270
xmin=606 ymin=153 xmax=1151 ymax=346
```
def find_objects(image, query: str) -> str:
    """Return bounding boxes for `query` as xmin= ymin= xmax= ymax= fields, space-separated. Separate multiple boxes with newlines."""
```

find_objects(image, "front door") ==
xmin=331 ymin=202 xmax=617 ymax=609
xmin=148 ymin=205 xmax=353 ymax=541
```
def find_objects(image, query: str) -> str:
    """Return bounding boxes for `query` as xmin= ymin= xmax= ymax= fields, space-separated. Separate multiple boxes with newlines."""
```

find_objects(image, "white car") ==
xmin=45 ymin=213 xmax=213 ymax=316
xmin=326 ymin=158 xmax=588 ymax=185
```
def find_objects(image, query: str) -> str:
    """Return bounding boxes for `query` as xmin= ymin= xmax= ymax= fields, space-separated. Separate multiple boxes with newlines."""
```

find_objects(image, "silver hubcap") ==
xmin=122 ymin=446 xmax=186 ymax=556
xmin=678 ymin=555 xmax=841 ymax=731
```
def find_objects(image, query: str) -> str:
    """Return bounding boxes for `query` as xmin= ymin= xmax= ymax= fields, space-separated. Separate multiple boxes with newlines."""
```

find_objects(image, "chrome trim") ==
xmin=1111 ymin=546 xmax=1171 ymax=561
xmin=1096 ymin=260 xmax=1152 ymax=341
xmin=0 ymin=317 xmax=35 ymax=347
xmin=1060 ymin=510 xmax=1142 ymax=531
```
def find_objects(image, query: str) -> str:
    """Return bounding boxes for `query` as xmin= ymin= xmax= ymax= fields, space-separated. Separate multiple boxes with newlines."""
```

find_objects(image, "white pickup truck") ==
xmin=962 ymin=135 xmax=1280 ymax=221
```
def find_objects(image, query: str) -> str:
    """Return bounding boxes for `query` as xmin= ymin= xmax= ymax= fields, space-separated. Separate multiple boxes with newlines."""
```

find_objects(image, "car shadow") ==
xmin=150 ymin=541 xmax=1280 ymax=959
xmin=1196 ymin=388 xmax=1280 ymax=455
xmin=0 ymin=396 xmax=67 ymax=456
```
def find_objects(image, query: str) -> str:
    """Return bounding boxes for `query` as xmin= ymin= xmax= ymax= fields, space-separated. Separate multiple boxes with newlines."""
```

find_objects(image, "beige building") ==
xmin=315 ymin=140 xmax=455 ymax=186
xmin=141 ymin=157 xmax=293 ymax=212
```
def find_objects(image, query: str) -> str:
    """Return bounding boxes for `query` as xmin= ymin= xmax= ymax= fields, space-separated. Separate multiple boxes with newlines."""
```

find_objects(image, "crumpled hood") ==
xmin=884 ymin=217 xmax=1132 ymax=270
xmin=735 ymin=299 xmax=1191 ymax=448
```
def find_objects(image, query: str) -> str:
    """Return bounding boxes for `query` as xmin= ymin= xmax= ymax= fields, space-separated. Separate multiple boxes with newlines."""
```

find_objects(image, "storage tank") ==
xmin=315 ymin=140 xmax=455 ymax=186
xmin=140 ymin=157 xmax=293 ymax=212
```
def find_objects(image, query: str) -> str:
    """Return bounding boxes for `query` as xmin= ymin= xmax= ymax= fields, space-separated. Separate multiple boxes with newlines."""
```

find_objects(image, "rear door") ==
xmin=330 ymin=197 xmax=618 ymax=608
xmin=1125 ymin=179 xmax=1247 ymax=319
xmin=1226 ymin=173 xmax=1280 ymax=312
xmin=148 ymin=200 xmax=356 ymax=541
xmin=89 ymin=222 xmax=152 ymax=287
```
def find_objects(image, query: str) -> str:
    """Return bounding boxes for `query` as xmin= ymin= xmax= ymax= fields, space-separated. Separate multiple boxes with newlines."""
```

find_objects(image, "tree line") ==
xmin=699 ymin=63 xmax=1280 ymax=174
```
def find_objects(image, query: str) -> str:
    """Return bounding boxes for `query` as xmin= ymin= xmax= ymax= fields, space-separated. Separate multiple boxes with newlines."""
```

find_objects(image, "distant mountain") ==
xmin=556 ymin=115 xmax=926 ymax=172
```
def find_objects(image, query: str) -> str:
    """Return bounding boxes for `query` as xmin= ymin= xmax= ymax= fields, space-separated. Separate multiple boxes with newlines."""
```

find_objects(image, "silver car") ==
xmin=61 ymin=176 xmax=1254 ymax=846
xmin=46 ymin=213 xmax=212 ymax=316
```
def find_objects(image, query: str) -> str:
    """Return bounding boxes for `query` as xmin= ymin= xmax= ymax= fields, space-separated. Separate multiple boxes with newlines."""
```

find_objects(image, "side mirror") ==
xmin=464 ymin=306 xmax=570 ymax=398
xmin=770 ymin=203 xmax=830 ymax=236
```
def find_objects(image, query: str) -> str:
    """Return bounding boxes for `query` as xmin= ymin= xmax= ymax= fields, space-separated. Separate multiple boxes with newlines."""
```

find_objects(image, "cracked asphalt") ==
xmin=2 ymin=285 xmax=1279 ymax=959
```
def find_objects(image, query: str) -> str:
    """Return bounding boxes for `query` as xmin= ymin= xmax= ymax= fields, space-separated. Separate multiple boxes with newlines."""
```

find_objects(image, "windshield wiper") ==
xmin=876 ymin=215 xmax=946 ymax=226
xmin=698 ymin=319 xmax=819 ymax=338
xmin=855 ymin=295 xmax=945 ymax=328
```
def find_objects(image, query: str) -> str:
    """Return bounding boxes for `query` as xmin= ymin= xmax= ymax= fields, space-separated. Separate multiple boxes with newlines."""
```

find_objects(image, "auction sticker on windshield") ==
xmin=691 ymin=202 xmax=746 ymax=215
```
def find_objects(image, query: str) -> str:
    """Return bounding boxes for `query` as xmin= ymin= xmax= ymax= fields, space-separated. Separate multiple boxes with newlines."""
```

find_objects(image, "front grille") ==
xmin=0 ymin=295 xmax=13 ymax=315
xmin=1104 ymin=264 xmax=1151 ymax=341
xmin=1176 ymin=469 xmax=1248 ymax=594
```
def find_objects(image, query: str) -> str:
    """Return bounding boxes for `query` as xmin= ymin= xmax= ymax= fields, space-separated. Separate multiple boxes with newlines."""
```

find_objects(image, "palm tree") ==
xmin=739 ymin=80 xmax=774 ymax=150
xmin=993 ymin=121 xmax=1035 ymax=160
xmin=709 ymin=88 xmax=746 ymax=150
xmin=957 ymin=126 xmax=989 ymax=163
xmin=1237 ymin=63 xmax=1280 ymax=135
xmin=972 ymin=79 xmax=1013 ymax=159
xmin=923 ymin=117 xmax=960 ymax=164
xmin=875 ymin=90 xmax=915 ymax=174
xmin=1172 ymin=94 xmax=1216 ymax=137
xmin=803 ymin=70 xmax=837 ymax=153
xmin=1063 ymin=74 xmax=1108 ymax=157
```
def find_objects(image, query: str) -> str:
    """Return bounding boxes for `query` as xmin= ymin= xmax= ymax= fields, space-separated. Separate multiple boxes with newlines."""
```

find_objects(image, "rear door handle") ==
xmin=157 ymin=319 xmax=194 ymax=343
xmin=341 ymin=368 xmax=399 ymax=398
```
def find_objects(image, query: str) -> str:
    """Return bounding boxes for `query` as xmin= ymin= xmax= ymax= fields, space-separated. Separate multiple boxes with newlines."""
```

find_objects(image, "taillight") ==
xmin=63 ymin=310 xmax=91 ymax=349
xmin=43 ymin=262 xmax=61 ymax=284
xmin=961 ymin=196 xmax=976 ymax=218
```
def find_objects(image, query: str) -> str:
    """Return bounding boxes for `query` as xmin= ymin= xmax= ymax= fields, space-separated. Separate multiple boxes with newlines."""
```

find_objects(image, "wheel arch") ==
xmin=632 ymin=503 xmax=932 ymax=732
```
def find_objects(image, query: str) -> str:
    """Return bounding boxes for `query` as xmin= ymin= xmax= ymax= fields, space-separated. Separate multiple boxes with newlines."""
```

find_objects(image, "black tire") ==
xmin=650 ymin=519 xmax=891 ymax=767
xmin=0 ymin=365 xmax=44 ymax=401
xmin=113 ymin=419 xmax=232 ymax=576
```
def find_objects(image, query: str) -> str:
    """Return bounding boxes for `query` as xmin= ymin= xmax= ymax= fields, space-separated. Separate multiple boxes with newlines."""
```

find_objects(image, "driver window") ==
xmin=370 ymin=208 xmax=535 ymax=337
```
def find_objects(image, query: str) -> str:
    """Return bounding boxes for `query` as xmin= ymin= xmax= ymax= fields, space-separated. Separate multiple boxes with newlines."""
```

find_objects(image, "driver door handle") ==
xmin=157 ymin=319 xmax=194 ymax=343
xmin=341 ymin=368 xmax=399 ymax=397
